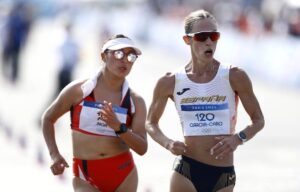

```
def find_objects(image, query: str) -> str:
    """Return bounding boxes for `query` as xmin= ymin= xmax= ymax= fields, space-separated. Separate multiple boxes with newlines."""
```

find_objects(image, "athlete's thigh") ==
xmin=170 ymin=171 xmax=197 ymax=192
xmin=116 ymin=167 xmax=138 ymax=192
xmin=216 ymin=184 xmax=234 ymax=192
xmin=73 ymin=177 xmax=99 ymax=192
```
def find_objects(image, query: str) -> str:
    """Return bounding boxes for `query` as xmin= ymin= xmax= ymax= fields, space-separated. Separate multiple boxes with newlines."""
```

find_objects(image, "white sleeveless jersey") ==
xmin=173 ymin=64 xmax=238 ymax=136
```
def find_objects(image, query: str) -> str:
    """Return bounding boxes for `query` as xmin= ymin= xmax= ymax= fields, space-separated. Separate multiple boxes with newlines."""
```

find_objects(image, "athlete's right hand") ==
xmin=50 ymin=153 xmax=69 ymax=175
xmin=166 ymin=140 xmax=187 ymax=156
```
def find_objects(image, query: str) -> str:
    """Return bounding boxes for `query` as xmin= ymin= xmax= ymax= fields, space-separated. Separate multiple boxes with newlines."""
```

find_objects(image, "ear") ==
xmin=183 ymin=35 xmax=191 ymax=45
xmin=101 ymin=52 xmax=106 ymax=62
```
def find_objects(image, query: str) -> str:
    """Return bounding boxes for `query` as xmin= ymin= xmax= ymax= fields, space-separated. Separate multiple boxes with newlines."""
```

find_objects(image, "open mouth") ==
xmin=204 ymin=49 xmax=213 ymax=54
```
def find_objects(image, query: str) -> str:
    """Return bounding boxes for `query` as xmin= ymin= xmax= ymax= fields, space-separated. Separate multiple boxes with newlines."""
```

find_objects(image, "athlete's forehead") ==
xmin=190 ymin=18 xmax=218 ymax=34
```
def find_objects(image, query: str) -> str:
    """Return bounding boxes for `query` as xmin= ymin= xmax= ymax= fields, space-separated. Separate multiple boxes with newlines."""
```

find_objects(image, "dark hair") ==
xmin=184 ymin=9 xmax=217 ymax=34
xmin=104 ymin=34 xmax=130 ymax=43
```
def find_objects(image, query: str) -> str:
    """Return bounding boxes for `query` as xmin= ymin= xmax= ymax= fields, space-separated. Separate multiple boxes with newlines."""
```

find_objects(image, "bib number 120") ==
xmin=195 ymin=113 xmax=215 ymax=121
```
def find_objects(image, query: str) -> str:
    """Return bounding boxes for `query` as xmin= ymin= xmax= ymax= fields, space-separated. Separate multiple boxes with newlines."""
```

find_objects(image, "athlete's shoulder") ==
xmin=63 ymin=78 xmax=88 ymax=93
xmin=59 ymin=78 xmax=88 ymax=104
xmin=70 ymin=78 xmax=88 ymax=87
xmin=130 ymin=88 xmax=144 ymax=101
xmin=229 ymin=66 xmax=252 ymax=91
xmin=130 ymin=89 xmax=146 ymax=107
xmin=158 ymin=72 xmax=175 ymax=86
xmin=229 ymin=66 xmax=249 ymax=80
xmin=161 ymin=71 xmax=175 ymax=80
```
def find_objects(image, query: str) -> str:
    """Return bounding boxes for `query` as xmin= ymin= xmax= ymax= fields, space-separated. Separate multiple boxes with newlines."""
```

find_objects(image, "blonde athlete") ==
xmin=42 ymin=34 xmax=147 ymax=192
xmin=146 ymin=10 xmax=264 ymax=192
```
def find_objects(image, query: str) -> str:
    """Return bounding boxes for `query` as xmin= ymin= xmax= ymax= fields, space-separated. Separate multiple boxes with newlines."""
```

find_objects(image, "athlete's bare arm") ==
xmin=42 ymin=80 xmax=84 ymax=175
xmin=116 ymin=92 xmax=148 ymax=155
xmin=230 ymin=67 xmax=265 ymax=139
xmin=146 ymin=73 xmax=186 ymax=155
xmin=99 ymin=90 xmax=148 ymax=156
xmin=211 ymin=67 xmax=265 ymax=159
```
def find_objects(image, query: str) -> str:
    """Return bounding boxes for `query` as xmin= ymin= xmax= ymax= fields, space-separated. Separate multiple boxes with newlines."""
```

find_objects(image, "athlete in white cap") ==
xmin=42 ymin=34 xmax=147 ymax=192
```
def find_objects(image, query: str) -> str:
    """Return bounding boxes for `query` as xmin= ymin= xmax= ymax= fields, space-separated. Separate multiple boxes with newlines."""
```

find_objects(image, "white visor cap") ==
xmin=101 ymin=38 xmax=142 ymax=55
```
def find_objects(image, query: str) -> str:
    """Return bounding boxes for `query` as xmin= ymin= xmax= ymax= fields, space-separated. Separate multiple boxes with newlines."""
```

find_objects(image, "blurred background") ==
xmin=0 ymin=0 xmax=300 ymax=191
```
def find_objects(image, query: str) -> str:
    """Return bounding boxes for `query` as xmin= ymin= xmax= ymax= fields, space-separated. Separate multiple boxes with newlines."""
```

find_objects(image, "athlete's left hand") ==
xmin=210 ymin=135 xmax=242 ymax=160
xmin=50 ymin=153 xmax=69 ymax=175
xmin=166 ymin=140 xmax=187 ymax=156
xmin=98 ymin=100 xmax=121 ymax=131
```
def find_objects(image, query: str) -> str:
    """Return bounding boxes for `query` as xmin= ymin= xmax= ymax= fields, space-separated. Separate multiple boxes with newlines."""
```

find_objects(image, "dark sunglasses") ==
xmin=187 ymin=31 xmax=220 ymax=42
xmin=107 ymin=50 xmax=138 ymax=63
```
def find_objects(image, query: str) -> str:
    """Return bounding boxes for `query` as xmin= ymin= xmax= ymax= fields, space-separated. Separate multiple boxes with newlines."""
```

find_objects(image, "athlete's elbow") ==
xmin=136 ymin=143 xmax=148 ymax=156
xmin=145 ymin=121 xmax=158 ymax=136
xmin=254 ymin=117 xmax=265 ymax=133
xmin=145 ymin=121 xmax=151 ymax=132
xmin=137 ymin=150 xmax=147 ymax=156
xmin=258 ymin=118 xmax=265 ymax=131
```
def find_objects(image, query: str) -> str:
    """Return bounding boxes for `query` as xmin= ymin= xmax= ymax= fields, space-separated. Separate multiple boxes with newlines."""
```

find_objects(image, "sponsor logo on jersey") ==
xmin=177 ymin=88 xmax=190 ymax=95
xmin=180 ymin=95 xmax=226 ymax=104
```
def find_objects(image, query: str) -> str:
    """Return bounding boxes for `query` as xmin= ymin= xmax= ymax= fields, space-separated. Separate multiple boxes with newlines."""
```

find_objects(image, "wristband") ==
xmin=115 ymin=123 xmax=127 ymax=135
xmin=237 ymin=131 xmax=247 ymax=144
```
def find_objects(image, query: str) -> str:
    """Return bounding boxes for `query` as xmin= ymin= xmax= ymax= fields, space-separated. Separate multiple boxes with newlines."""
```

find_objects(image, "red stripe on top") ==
xmin=71 ymin=92 xmax=95 ymax=133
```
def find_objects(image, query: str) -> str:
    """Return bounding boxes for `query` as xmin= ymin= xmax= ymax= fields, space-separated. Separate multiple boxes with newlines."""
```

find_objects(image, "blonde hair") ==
xmin=184 ymin=9 xmax=217 ymax=34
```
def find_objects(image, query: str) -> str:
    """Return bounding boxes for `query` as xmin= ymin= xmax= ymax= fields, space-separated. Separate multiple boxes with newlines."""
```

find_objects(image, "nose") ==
xmin=118 ymin=55 xmax=130 ymax=65
xmin=121 ymin=55 xmax=127 ymax=62
xmin=205 ymin=37 xmax=214 ymax=46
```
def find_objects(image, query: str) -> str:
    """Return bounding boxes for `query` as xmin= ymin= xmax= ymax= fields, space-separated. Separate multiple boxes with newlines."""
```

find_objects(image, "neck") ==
xmin=190 ymin=58 xmax=216 ymax=75
xmin=99 ymin=68 xmax=124 ymax=92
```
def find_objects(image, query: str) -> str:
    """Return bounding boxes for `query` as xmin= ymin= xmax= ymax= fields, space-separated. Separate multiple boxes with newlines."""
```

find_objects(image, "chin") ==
xmin=117 ymin=72 xmax=129 ymax=78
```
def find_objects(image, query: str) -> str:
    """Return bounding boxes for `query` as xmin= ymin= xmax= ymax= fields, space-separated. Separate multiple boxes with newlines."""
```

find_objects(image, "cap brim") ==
xmin=107 ymin=44 xmax=142 ymax=55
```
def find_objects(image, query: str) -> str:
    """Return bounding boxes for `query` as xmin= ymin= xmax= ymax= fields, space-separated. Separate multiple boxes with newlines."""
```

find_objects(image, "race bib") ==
xmin=181 ymin=103 xmax=230 ymax=136
xmin=79 ymin=101 xmax=128 ymax=136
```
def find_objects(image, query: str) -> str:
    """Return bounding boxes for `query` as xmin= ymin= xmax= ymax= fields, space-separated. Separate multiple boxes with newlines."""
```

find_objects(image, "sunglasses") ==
xmin=108 ymin=50 xmax=138 ymax=63
xmin=187 ymin=31 xmax=220 ymax=42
